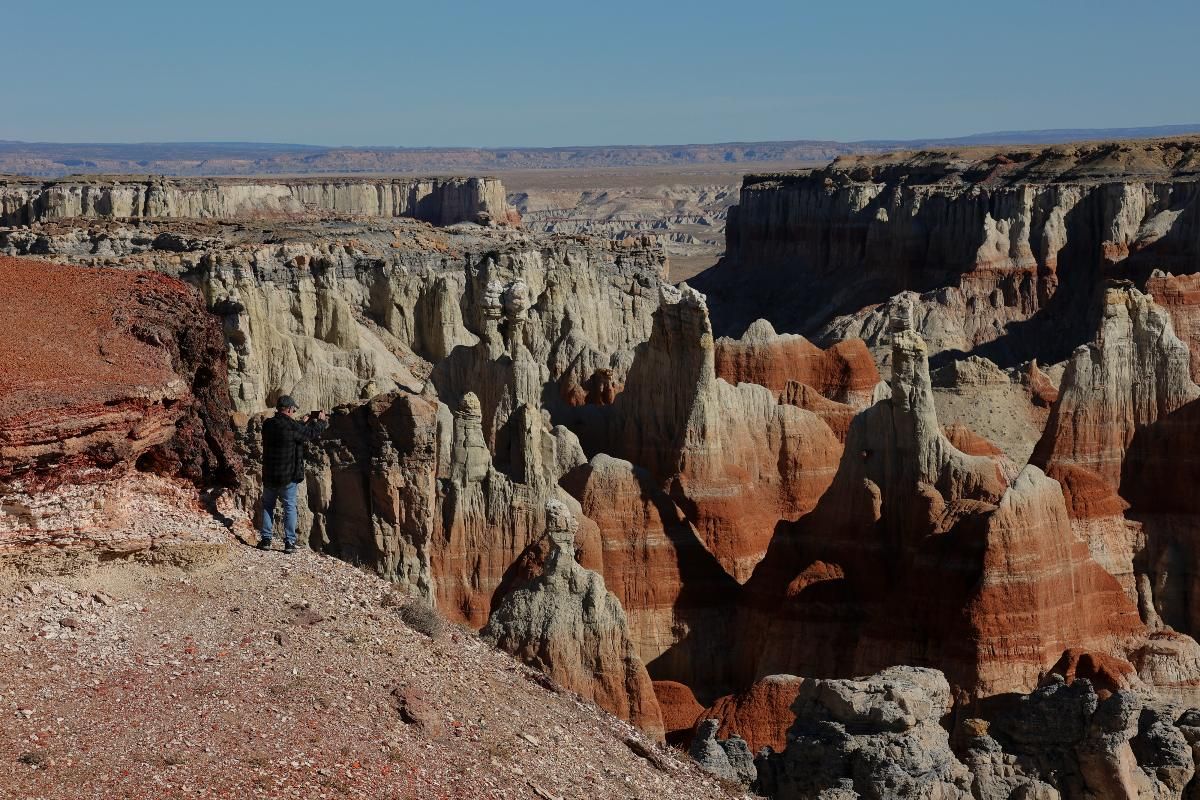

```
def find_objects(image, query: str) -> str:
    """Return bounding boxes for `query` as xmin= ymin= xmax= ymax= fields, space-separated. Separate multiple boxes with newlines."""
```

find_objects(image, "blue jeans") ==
xmin=261 ymin=481 xmax=300 ymax=545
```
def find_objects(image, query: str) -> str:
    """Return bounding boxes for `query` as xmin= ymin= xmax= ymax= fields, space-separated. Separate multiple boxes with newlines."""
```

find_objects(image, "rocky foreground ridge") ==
xmin=8 ymin=140 xmax=1200 ymax=797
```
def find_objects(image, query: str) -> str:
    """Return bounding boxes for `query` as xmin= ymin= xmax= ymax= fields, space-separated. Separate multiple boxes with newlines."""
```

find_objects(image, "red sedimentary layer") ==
xmin=1048 ymin=648 xmax=1137 ymax=697
xmin=942 ymin=422 xmax=1005 ymax=457
xmin=738 ymin=328 xmax=1145 ymax=698
xmin=780 ymin=381 xmax=858 ymax=442
xmin=0 ymin=256 xmax=240 ymax=556
xmin=714 ymin=324 xmax=880 ymax=406
xmin=0 ymin=256 xmax=238 ymax=490
xmin=1147 ymin=272 xmax=1200 ymax=382
xmin=700 ymin=674 xmax=804 ymax=753
xmin=560 ymin=455 xmax=738 ymax=690
xmin=653 ymin=680 xmax=705 ymax=743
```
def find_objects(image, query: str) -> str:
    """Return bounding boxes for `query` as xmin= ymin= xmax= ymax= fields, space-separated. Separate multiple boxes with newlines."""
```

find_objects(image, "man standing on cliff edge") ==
xmin=258 ymin=395 xmax=328 ymax=554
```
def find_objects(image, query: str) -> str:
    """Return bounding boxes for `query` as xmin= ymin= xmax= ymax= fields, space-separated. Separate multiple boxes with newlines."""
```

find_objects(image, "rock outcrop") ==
xmin=713 ymin=319 xmax=880 ymax=407
xmin=695 ymin=139 xmax=1200 ymax=371
xmin=580 ymin=284 xmax=843 ymax=582
xmin=1033 ymin=284 xmax=1199 ymax=495
xmin=964 ymin=675 xmax=1197 ymax=799
xmin=0 ymin=175 xmax=513 ymax=227
xmin=288 ymin=387 xmax=590 ymax=629
xmin=482 ymin=500 xmax=666 ymax=739
xmin=432 ymin=394 xmax=591 ymax=626
xmin=752 ymin=665 xmax=1200 ymax=800
xmin=699 ymin=674 xmax=805 ymax=753
xmin=758 ymin=667 xmax=974 ymax=800
xmin=0 ymin=256 xmax=240 ymax=556
xmin=740 ymin=322 xmax=1144 ymax=697
xmin=653 ymin=680 xmax=706 ymax=744
xmin=688 ymin=719 xmax=757 ymax=788
xmin=1147 ymin=270 xmax=1200 ymax=382
xmin=559 ymin=454 xmax=738 ymax=693
xmin=1031 ymin=284 xmax=1200 ymax=631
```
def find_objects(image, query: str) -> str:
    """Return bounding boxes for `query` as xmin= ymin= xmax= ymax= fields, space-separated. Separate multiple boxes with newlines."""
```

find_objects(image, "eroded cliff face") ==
xmin=12 ymin=140 xmax=1200 ymax=792
xmin=0 ymin=256 xmax=241 ymax=559
xmin=2 ymin=219 xmax=665 ymax=423
xmin=696 ymin=138 xmax=1200 ymax=370
xmin=0 ymin=175 xmax=513 ymax=227
xmin=738 ymin=322 xmax=1146 ymax=698
xmin=1029 ymin=284 xmax=1200 ymax=607
xmin=570 ymin=285 xmax=844 ymax=582
xmin=713 ymin=318 xmax=881 ymax=407
xmin=1018 ymin=280 xmax=1200 ymax=649
xmin=560 ymin=454 xmax=738 ymax=694
xmin=482 ymin=500 xmax=666 ymax=740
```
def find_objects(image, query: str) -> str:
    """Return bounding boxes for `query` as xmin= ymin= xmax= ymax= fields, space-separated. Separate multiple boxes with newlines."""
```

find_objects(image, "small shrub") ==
xmin=397 ymin=600 xmax=445 ymax=638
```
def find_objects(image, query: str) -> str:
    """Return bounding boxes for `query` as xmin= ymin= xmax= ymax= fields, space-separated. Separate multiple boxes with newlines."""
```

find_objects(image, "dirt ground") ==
xmin=0 ymin=541 xmax=739 ymax=800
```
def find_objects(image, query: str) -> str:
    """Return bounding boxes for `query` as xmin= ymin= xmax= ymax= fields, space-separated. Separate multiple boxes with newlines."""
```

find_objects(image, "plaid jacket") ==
xmin=261 ymin=413 xmax=327 ymax=488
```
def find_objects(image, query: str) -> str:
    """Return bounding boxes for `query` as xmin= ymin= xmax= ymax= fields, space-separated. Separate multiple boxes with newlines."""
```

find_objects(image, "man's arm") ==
xmin=297 ymin=410 xmax=329 ymax=441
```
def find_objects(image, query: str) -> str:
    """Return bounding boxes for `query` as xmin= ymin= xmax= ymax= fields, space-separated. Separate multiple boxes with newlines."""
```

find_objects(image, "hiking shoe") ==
xmin=283 ymin=542 xmax=296 ymax=555
xmin=256 ymin=539 xmax=273 ymax=551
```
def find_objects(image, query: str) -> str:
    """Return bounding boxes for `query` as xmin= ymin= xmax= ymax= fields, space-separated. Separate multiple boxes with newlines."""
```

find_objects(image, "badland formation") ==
xmin=6 ymin=135 xmax=1200 ymax=797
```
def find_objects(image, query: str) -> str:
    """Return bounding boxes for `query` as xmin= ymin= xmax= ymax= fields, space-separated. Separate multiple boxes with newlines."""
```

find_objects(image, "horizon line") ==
xmin=3 ymin=123 xmax=1200 ymax=152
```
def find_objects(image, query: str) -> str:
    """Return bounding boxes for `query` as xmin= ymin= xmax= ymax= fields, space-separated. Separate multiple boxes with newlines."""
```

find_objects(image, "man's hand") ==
xmin=312 ymin=410 xmax=328 ymax=422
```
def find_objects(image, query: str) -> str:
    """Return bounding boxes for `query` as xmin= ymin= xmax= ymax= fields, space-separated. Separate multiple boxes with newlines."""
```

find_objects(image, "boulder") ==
xmin=759 ymin=667 xmax=974 ymax=800
xmin=688 ymin=718 xmax=757 ymax=788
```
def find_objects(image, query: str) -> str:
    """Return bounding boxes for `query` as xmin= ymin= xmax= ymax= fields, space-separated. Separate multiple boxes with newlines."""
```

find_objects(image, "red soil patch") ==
xmin=0 ymin=256 xmax=179 ymax=416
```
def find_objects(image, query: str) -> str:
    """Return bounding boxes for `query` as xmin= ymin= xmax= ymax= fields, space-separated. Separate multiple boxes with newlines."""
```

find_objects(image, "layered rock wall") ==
xmin=2 ymin=221 xmax=666 ymax=418
xmin=0 ymin=256 xmax=240 ymax=556
xmin=482 ymin=500 xmax=666 ymax=739
xmin=697 ymin=139 xmax=1200 ymax=369
xmin=739 ymin=322 xmax=1145 ymax=697
xmin=0 ymin=176 xmax=512 ymax=226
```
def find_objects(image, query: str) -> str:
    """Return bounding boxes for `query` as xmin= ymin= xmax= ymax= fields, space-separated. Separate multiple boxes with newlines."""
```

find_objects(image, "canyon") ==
xmin=6 ymin=135 xmax=1200 ymax=798
xmin=503 ymin=166 xmax=747 ymax=280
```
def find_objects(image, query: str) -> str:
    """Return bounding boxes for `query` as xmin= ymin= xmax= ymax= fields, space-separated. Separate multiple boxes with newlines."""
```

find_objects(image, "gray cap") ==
xmin=276 ymin=395 xmax=299 ymax=409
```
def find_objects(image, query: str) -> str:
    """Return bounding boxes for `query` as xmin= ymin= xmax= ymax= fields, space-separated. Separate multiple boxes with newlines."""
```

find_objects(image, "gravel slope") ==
xmin=0 ymin=542 xmax=739 ymax=799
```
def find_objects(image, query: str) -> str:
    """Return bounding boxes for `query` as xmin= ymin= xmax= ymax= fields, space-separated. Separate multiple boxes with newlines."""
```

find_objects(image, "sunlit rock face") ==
xmin=696 ymin=139 xmax=1200 ymax=370
xmin=738 ymin=321 xmax=1145 ymax=699
xmin=0 ymin=175 xmax=513 ymax=226
xmin=576 ymin=285 xmax=844 ymax=583
xmin=0 ymin=256 xmax=240 ymax=557
xmin=482 ymin=500 xmax=666 ymax=740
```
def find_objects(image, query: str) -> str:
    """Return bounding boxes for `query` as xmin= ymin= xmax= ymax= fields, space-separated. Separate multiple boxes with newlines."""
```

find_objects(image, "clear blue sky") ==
xmin=6 ymin=0 xmax=1197 ymax=147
